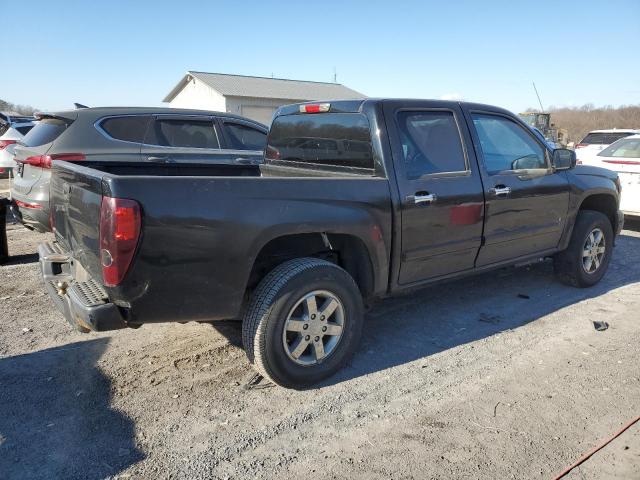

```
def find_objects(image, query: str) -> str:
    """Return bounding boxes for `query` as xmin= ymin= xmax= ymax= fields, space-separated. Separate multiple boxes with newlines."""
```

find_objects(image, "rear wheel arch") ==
xmin=246 ymin=232 xmax=376 ymax=301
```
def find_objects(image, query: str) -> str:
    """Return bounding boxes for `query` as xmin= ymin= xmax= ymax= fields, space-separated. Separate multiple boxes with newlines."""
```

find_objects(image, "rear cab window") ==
xmin=22 ymin=118 xmax=71 ymax=147
xmin=266 ymin=112 xmax=374 ymax=173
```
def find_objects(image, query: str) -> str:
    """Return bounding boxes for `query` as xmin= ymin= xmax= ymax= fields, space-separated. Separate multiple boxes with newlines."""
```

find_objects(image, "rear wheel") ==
xmin=242 ymin=258 xmax=363 ymax=388
xmin=554 ymin=210 xmax=613 ymax=287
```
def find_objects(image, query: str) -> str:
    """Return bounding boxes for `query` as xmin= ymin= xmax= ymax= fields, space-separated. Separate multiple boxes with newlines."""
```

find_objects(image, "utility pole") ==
xmin=532 ymin=81 xmax=545 ymax=112
xmin=333 ymin=67 xmax=337 ymax=83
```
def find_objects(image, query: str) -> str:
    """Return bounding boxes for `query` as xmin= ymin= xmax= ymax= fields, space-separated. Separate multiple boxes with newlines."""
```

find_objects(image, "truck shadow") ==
xmin=323 ymin=231 xmax=640 ymax=387
xmin=624 ymin=217 xmax=640 ymax=232
xmin=0 ymin=338 xmax=143 ymax=480
xmin=2 ymin=252 xmax=39 ymax=266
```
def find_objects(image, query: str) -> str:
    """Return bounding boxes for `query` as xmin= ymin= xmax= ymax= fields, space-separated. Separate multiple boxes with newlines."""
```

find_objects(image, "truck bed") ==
xmin=49 ymin=160 xmax=392 ymax=326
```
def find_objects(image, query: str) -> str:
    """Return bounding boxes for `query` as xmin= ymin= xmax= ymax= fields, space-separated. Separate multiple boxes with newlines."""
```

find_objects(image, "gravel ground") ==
xmin=1 ymin=182 xmax=639 ymax=479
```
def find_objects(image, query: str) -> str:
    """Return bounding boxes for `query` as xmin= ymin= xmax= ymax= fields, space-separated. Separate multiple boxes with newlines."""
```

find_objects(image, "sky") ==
xmin=2 ymin=0 xmax=639 ymax=114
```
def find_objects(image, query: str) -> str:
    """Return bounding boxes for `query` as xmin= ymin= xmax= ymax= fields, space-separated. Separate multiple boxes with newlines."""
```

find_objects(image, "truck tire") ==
xmin=554 ymin=210 xmax=613 ymax=288
xmin=242 ymin=258 xmax=364 ymax=388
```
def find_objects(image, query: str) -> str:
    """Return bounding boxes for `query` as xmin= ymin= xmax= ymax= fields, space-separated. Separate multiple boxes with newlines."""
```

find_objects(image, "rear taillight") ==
xmin=0 ymin=140 xmax=17 ymax=150
xmin=18 ymin=152 xmax=85 ymax=169
xmin=14 ymin=199 xmax=42 ymax=209
xmin=99 ymin=197 xmax=141 ymax=287
xmin=265 ymin=145 xmax=281 ymax=160
xmin=575 ymin=143 xmax=587 ymax=149
xmin=603 ymin=159 xmax=640 ymax=166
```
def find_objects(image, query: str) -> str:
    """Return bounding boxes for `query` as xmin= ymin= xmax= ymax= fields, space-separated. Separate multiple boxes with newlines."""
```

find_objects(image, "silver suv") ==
xmin=11 ymin=107 xmax=268 ymax=232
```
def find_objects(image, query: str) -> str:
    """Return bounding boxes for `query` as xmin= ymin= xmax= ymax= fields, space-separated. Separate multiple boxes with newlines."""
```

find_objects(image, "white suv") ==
xmin=575 ymin=129 xmax=639 ymax=165
xmin=582 ymin=134 xmax=640 ymax=218
xmin=0 ymin=112 xmax=35 ymax=176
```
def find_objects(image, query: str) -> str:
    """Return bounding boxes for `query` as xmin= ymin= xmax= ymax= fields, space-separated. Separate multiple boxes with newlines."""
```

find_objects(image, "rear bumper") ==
xmin=9 ymin=200 xmax=50 ymax=232
xmin=38 ymin=242 xmax=127 ymax=332
xmin=616 ymin=210 xmax=625 ymax=235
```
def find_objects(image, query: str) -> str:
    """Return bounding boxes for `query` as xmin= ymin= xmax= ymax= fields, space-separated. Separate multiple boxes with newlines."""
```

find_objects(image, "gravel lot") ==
xmin=1 ymin=179 xmax=639 ymax=479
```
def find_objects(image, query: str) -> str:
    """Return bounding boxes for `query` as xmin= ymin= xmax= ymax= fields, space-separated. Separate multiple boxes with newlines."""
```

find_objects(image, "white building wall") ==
xmin=226 ymin=96 xmax=305 ymax=125
xmin=168 ymin=77 xmax=227 ymax=112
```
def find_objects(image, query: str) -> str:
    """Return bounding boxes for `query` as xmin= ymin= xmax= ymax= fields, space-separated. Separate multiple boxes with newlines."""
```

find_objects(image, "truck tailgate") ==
xmin=50 ymin=161 xmax=105 ymax=282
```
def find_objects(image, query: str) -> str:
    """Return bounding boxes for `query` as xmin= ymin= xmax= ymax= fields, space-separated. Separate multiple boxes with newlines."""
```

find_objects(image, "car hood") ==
xmin=573 ymin=164 xmax=618 ymax=180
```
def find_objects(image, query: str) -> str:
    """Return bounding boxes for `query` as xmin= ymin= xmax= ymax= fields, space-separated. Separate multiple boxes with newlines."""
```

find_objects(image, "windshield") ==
xmin=598 ymin=137 xmax=640 ymax=158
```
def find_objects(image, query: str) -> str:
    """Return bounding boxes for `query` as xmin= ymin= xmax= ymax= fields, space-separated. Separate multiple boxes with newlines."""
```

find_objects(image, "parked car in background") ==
xmin=0 ymin=112 xmax=35 ymax=177
xmin=575 ymin=129 xmax=639 ymax=164
xmin=41 ymin=99 xmax=623 ymax=388
xmin=580 ymin=134 xmax=640 ymax=218
xmin=10 ymin=107 xmax=267 ymax=232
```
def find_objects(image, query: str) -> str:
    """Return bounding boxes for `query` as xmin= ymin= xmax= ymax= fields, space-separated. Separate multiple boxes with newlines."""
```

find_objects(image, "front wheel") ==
xmin=242 ymin=258 xmax=364 ymax=388
xmin=554 ymin=210 xmax=613 ymax=287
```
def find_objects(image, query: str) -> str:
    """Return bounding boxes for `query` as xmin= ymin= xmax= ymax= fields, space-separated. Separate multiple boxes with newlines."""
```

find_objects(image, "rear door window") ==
xmin=22 ymin=118 xmax=70 ymax=147
xmin=397 ymin=110 xmax=467 ymax=179
xmin=266 ymin=113 xmax=374 ymax=170
xmin=99 ymin=116 xmax=150 ymax=143
xmin=223 ymin=122 xmax=267 ymax=150
xmin=145 ymin=118 xmax=220 ymax=149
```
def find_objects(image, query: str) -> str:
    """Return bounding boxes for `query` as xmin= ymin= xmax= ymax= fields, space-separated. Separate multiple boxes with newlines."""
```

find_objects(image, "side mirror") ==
xmin=552 ymin=148 xmax=576 ymax=171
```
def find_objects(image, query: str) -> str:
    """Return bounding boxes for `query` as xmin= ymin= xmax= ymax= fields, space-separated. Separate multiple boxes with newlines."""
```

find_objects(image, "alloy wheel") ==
xmin=582 ymin=227 xmax=606 ymax=274
xmin=282 ymin=290 xmax=345 ymax=366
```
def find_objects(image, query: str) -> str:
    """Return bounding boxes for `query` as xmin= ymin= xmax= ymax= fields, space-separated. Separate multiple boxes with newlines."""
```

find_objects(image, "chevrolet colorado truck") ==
xmin=40 ymin=99 xmax=624 ymax=388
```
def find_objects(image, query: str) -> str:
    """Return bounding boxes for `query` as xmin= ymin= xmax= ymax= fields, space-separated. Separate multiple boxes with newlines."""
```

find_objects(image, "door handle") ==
xmin=147 ymin=156 xmax=170 ymax=163
xmin=491 ymin=185 xmax=511 ymax=197
xmin=413 ymin=192 xmax=437 ymax=205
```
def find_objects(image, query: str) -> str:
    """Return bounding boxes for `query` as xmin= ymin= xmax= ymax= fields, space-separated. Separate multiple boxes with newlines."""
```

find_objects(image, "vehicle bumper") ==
xmin=9 ymin=199 xmax=50 ymax=232
xmin=616 ymin=210 xmax=624 ymax=235
xmin=38 ymin=241 xmax=128 ymax=332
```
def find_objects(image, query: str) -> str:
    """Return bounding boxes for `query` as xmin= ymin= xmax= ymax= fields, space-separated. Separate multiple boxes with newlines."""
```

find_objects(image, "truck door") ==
xmin=383 ymin=100 xmax=485 ymax=285
xmin=465 ymin=110 xmax=570 ymax=266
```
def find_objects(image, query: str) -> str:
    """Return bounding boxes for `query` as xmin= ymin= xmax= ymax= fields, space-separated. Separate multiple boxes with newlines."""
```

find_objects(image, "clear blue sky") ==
xmin=2 ymin=0 xmax=639 ymax=113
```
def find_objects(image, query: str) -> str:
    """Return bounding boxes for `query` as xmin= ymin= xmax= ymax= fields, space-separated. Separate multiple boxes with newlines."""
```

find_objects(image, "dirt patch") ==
xmin=1 ymin=216 xmax=639 ymax=479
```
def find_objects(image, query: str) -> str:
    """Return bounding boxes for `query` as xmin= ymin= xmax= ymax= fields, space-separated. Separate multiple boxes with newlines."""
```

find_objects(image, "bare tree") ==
xmin=546 ymin=104 xmax=640 ymax=143
xmin=0 ymin=98 xmax=39 ymax=115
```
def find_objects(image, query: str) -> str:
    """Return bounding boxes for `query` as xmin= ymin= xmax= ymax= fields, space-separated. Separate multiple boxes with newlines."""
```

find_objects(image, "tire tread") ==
xmin=554 ymin=210 xmax=613 ymax=288
xmin=242 ymin=257 xmax=356 ymax=386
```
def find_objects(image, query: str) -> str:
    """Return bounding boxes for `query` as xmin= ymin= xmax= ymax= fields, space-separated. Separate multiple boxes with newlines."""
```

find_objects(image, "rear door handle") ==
xmin=147 ymin=156 xmax=170 ymax=163
xmin=491 ymin=186 xmax=511 ymax=197
xmin=413 ymin=192 xmax=437 ymax=205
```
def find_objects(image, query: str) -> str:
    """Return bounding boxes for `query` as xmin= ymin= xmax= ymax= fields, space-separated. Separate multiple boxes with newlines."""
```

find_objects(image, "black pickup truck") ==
xmin=40 ymin=99 xmax=623 ymax=388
